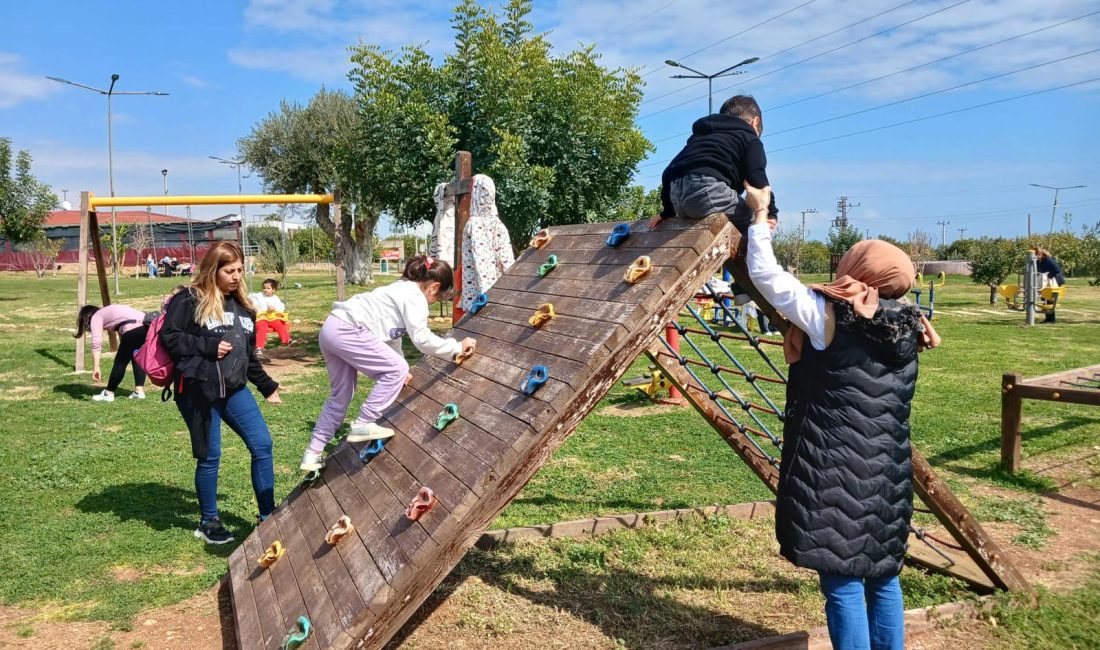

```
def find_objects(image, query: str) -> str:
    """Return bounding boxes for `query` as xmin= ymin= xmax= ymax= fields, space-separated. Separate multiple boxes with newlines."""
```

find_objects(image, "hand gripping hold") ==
xmin=624 ymin=255 xmax=652 ymax=284
xmin=528 ymin=303 xmax=555 ymax=328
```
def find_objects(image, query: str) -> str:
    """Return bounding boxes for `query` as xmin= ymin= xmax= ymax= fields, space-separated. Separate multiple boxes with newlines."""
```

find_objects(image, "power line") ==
xmin=640 ymin=0 xmax=971 ymax=120
xmin=607 ymin=0 xmax=682 ymax=40
xmin=640 ymin=0 xmax=914 ymax=105
xmin=647 ymin=9 xmax=1100 ymax=146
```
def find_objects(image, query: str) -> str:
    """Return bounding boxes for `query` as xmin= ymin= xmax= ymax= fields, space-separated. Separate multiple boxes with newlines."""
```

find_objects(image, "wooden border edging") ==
xmin=476 ymin=501 xmax=776 ymax=549
xmin=1001 ymin=365 xmax=1100 ymax=472
xmin=708 ymin=597 xmax=991 ymax=650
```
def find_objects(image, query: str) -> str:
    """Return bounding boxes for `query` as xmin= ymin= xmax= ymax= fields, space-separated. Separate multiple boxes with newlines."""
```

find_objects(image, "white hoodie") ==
xmin=330 ymin=279 xmax=462 ymax=359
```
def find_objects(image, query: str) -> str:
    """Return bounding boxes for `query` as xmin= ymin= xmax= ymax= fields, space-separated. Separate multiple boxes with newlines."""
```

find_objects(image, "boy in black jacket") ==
xmin=655 ymin=95 xmax=777 ymax=228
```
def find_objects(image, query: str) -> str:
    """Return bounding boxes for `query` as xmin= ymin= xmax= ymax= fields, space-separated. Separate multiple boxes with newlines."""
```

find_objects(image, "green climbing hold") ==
xmin=436 ymin=403 xmax=459 ymax=430
xmin=301 ymin=469 xmax=322 ymax=487
xmin=538 ymin=254 xmax=559 ymax=277
xmin=282 ymin=616 xmax=312 ymax=649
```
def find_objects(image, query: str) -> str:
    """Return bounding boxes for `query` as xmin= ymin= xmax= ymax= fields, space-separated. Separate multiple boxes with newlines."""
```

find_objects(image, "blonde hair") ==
xmin=189 ymin=241 xmax=254 ymax=325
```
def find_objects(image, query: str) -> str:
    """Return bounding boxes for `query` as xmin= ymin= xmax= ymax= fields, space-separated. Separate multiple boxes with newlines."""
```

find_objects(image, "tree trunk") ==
xmin=989 ymin=283 xmax=998 ymax=304
xmin=315 ymin=200 xmax=378 ymax=286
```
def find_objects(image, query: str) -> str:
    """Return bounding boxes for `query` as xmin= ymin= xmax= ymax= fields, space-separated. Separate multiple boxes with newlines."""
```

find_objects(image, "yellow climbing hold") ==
xmin=258 ymin=540 xmax=285 ymax=568
xmin=624 ymin=256 xmax=652 ymax=284
xmin=529 ymin=303 xmax=556 ymax=327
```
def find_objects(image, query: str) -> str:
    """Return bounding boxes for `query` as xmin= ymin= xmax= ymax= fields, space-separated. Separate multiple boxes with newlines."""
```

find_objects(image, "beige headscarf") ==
xmin=784 ymin=239 xmax=942 ymax=363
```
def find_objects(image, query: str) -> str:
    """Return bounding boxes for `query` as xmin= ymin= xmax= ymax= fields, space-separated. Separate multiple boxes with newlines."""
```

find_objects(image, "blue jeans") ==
xmin=819 ymin=573 xmax=905 ymax=650
xmin=669 ymin=174 xmax=742 ymax=221
xmin=193 ymin=387 xmax=275 ymax=522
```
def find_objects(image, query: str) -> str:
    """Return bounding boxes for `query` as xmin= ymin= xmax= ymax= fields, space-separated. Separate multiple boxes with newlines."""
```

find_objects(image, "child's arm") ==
xmin=400 ymin=296 xmax=464 ymax=359
xmin=743 ymin=185 xmax=828 ymax=351
xmin=270 ymin=295 xmax=286 ymax=313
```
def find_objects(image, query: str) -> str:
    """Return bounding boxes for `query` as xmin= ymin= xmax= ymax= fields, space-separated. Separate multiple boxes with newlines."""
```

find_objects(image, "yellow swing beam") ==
xmin=87 ymin=193 xmax=333 ymax=208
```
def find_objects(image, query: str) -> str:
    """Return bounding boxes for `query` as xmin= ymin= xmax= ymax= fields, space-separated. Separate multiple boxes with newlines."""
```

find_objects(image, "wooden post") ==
xmin=1001 ymin=372 xmax=1023 ymax=473
xmin=451 ymin=151 xmax=473 ymax=321
xmin=75 ymin=192 xmax=91 ymax=371
xmin=87 ymin=200 xmax=118 ymax=352
xmin=332 ymin=188 xmax=346 ymax=301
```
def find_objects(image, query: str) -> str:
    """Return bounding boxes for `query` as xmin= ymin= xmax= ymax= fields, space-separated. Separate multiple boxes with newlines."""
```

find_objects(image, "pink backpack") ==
xmin=135 ymin=312 xmax=174 ymax=388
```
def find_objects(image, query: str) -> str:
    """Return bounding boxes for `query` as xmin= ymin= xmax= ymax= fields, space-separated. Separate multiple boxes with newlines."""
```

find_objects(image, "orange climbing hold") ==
xmin=454 ymin=348 xmax=474 ymax=365
xmin=258 ymin=540 xmax=285 ymax=568
xmin=405 ymin=487 xmax=436 ymax=521
xmin=528 ymin=303 xmax=555 ymax=327
xmin=624 ymin=256 xmax=652 ymax=284
xmin=529 ymin=229 xmax=552 ymax=249
xmin=324 ymin=515 xmax=356 ymax=545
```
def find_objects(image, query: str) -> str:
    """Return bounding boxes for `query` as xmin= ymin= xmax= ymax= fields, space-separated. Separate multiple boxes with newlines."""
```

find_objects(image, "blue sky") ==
xmin=2 ymin=0 xmax=1098 ymax=242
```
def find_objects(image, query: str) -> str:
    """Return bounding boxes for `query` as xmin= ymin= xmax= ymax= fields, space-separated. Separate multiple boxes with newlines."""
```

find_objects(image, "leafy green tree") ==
xmin=772 ymin=224 xmax=806 ymax=273
xmin=259 ymin=236 xmax=299 ymax=281
xmin=292 ymin=225 xmax=334 ymax=263
xmin=347 ymin=0 xmax=651 ymax=244
xmin=827 ymin=223 xmax=863 ymax=256
xmin=605 ymin=185 xmax=663 ymax=222
xmin=800 ymin=240 xmax=830 ymax=274
xmin=968 ymin=237 xmax=1027 ymax=303
xmin=0 ymin=138 xmax=57 ymax=245
xmin=99 ymin=223 xmax=132 ymax=275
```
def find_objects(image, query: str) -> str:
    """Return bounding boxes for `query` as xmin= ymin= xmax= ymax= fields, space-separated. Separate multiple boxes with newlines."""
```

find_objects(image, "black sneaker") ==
xmin=194 ymin=517 xmax=235 ymax=544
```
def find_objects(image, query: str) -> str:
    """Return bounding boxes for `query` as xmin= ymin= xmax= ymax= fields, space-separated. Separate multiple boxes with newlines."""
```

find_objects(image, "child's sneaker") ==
xmin=348 ymin=421 xmax=395 ymax=442
xmin=194 ymin=517 xmax=235 ymax=544
xmin=92 ymin=390 xmax=115 ymax=402
xmin=128 ymin=390 xmax=146 ymax=400
xmin=300 ymin=450 xmax=325 ymax=472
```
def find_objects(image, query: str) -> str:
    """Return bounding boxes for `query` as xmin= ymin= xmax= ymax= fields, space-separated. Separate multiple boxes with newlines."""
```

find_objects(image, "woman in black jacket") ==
xmin=743 ymin=183 xmax=940 ymax=650
xmin=160 ymin=241 xmax=281 ymax=544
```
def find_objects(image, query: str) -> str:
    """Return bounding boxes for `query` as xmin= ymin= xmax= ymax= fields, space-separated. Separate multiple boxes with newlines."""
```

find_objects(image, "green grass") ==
xmin=0 ymin=270 xmax=1097 ymax=639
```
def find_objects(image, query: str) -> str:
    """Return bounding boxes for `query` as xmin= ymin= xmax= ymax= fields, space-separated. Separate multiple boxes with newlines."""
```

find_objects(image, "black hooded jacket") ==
xmin=776 ymin=298 xmax=920 ymax=578
xmin=160 ymin=289 xmax=278 ymax=458
xmin=661 ymin=114 xmax=772 ymax=218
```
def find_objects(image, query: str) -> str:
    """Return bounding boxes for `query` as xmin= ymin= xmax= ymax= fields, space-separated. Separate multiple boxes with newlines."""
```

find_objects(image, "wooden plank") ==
xmin=393 ymin=386 xmax=517 ymax=463
xmin=542 ymin=216 xmax=721 ymax=237
xmin=448 ymin=327 xmax=590 ymax=390
xmin=419 ymin=345 xmax=573 ymax=413
xmin=353 ymin=218 xmax=738 ymax=649
xmin=378 ymin=402 xmax=489 ymax=498
xmin=1009 ymin=383 xmax=1100 ymax=406
xmin=417 ymin=353 xmax=564 ymax=421
xmin=254 ymin=516 xmax=312 ymax=648
xmin=513 ymin=246 xmax=700 ymax=275
xmin=227 ymin=545 xmax=264 ymax=650
xmin=906 ymin=531 xmax=995 ymax=591
xmin=912 ymin=449 xmax=1031 ymax=593
xmin=240 ymin=532 xmax=287 ymax=649
xmin=1001 ymin=373 xmax=1023 ymax=473
xmin=269 ymin=504 xmax=343 ymax=648
xmin=407 ymin=362 xmax=554 ymax=429
xmin=404 ymin=365 xmax=541 ymax=436
xmin=455 ymin=308 xmax=607 ymax=363
xmin=514 ymin=227 xmax=718 ymax=255
xmin=471 ymin=302 xmax=631 ymax=355
xmin=306 ymin=477 xmax=393 ymax=610
xmin=1021 ymin=363 xmax=1100 ymax=387
xmin=324 ymin=450 xmax=413 ymax=584
xmin=367 ymin=450 xmax=461 ymax=554
xmin=507 ymin=260 xmax=679 ymax=287
xmin=485 ymin=287 xmax=640 ymax=325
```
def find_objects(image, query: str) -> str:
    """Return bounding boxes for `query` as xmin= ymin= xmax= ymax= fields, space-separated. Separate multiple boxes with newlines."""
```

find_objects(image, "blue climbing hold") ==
xmin=605 ymin=223 xmax=631 ymax=247
xmin=358 ymin=438 xmax=385 ymax=463
xmin=469 ymin=293 xmax=489 ymax=314
xmin=520 ymin=365 xmax=550 ymax=396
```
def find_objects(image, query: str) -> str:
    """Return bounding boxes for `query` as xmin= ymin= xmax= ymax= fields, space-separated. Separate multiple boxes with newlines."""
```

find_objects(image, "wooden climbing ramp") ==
xmin=227 ymin=215 xmax=735 ymax=649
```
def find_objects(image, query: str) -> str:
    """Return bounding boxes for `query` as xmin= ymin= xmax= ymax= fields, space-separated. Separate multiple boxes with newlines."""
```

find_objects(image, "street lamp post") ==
xmin=800 ymin=208 xmax=818 ymax=239
xmin=665 ymin=57 xmax=760 ymax=114
xmin=210 ymin=156 xmax=249 ymax=274
xmin=47 ymin=74 xmax=168 ymax=295
xmin=1029 ymin=183 xmax=1086 ymax=235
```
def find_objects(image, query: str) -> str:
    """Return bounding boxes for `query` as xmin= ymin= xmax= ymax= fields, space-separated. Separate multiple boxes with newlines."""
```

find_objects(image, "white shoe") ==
xmin=300 ymin=451 xmax=325 ymax=472
xmin=348 ymin=421 xmax=395 ymax=442
xmin=92 ymin=390 xmax=115 ymax=402
xmin=129 ymin=390 xmax=146 ymax=400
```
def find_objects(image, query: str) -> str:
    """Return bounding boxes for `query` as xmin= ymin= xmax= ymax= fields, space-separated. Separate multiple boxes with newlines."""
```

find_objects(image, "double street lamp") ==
xmin=665 ymin=56 xmax=760 ymax=114
xmin=47 ymin=74 xmax=168 ymax=295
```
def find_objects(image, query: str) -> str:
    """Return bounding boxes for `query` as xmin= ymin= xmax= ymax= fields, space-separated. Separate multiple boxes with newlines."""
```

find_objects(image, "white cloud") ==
xmin=177 ymin=74 xmax=209 ymax=89
xmin=0 ymin=53 xmax=58 ymax=108
xmin=227 ymin=46 xmax=352 ymax=83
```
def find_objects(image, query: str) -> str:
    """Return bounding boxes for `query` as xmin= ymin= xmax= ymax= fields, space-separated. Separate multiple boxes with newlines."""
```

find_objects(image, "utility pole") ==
xmin=936 ymin=220 xmax=950 ymax=248
xmin=1027 ymin=213 xmax=1031 ymax=239
xmin=832 ymin=196 xmax=859 ymax=229
xmin=800 ymin=208 xmax=817 ymax=239
xmin=957 ymin=226 xmax=968 ymax=240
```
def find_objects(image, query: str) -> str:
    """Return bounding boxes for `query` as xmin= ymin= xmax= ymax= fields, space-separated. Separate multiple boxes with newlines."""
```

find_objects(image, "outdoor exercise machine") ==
xmin=996 ymin=251 xmax=1065 ymax=325
xmin=1000 ymin=364 xmax=1100 ymax=472
xmin=912 ymin=271 xmax=945 ymax=319
xmin=73 ymin=190 xmax=340 ymax=372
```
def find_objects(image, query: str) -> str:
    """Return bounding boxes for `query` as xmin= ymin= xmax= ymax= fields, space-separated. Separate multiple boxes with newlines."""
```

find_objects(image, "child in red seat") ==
xmin=249 ymin=278 xmax=292 ymax=358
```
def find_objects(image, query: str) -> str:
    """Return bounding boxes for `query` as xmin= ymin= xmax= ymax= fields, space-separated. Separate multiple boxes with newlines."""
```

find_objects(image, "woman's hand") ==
xmin=460 ymin=337 xmax=477 ymax=356
xmin=92 ymin=368 xmax=102 ymax=383
xmin=266 ymin=390 xmax=282 ymax=404
xmin=217 ymin=341 xmax=233 ymax=359
xmin=743 ymin=182 xmax=773 ymax=225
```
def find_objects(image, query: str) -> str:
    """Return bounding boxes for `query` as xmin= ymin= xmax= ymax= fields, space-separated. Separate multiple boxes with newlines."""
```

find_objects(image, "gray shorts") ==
xmin=670 ymin=174 xmax=740 ymax=220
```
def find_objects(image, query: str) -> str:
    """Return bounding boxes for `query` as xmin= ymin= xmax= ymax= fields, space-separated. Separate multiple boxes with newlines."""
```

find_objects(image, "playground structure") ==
xmin=996 ymin=250 xmax=1065 ymax=324
xmin=224 ymin=208 xmax=1028 ymax=649
xmin=72 ymin=190 xmax=343 ymax=372
xmin=1001 ymin=364 xmax=1100 ymax=473
xmin=912 ymin=271 xmax=946 ymax=319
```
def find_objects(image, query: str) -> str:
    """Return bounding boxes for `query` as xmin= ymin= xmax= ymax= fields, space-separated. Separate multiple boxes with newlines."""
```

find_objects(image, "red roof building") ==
xmin=45 ymin=210 xmax=190 ymax=228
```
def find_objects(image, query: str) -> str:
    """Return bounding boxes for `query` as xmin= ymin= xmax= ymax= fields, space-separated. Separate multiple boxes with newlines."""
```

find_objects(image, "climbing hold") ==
xmin=605 ymin=223 xmax=631 ymax=247
xmin=325 ymin=515 xmax=356 ymax=545
xmin=520 ymin=365 xmax=550 ymax=396
xmin=405 ymin=486 xmax=436 ymax=521
xmin=469 ymin=293 xmax=489 ymax=314
xmin=538 ymin=255 xmax=559 ymax=277
xmin=528 ymin=303 xmax=555 ymax=328
xmin=624 ymin=256 xmax=652 ymax=284
xmin=257 ymin=540 xmax=285 ymax=568
xmin=454 ymin=348 xmax=474 ymax=365
xmin=301 ymin=469 xmax=322 ymax=487
xmin=282 ymin=616 xmax=312 ymax=650
xmin=436 ymin=403 xmax=460 ymax=430
xmin=357 ymin=438 xmax=385 ymax=463
xmin=529 ymin=229 xmax=552 ymax=249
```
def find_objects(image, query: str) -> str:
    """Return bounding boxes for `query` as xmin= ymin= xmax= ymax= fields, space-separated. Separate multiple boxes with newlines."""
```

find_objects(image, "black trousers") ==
xmin=107 ymin=326 xmax=149 ymax=391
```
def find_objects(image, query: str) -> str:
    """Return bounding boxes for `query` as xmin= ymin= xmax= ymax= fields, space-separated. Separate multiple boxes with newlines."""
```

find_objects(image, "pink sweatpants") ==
xmin=309 ymin=315 xmax=409 ymax=454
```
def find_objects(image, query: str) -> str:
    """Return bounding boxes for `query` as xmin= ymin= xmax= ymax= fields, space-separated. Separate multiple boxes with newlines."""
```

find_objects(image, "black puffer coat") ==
xmin=776 ymin=298 xmax=920 ymax=578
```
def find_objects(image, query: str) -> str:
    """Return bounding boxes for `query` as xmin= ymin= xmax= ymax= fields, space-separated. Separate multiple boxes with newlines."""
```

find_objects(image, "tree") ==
xmin=905 ymin=229 xmax=935 ymax=275
xmin=772 ymin=224 xmax=806 ymax=273
xmin=606 ymin=185 xmax=662 ymax=223
xmin=968 ymin=237 xmax=1026 ymax=304
xmin=259 ymin=235 xmax=299 ymax=281
xmin=100 ymin=223 xmax=132 ymax=275
xmin=292 ymin=225 xmax=334 ymax=263
xmin=238 ymin=89 xmax=378 ymax=283
xmin=25 ymin=233 xmax=62 ymax=278
xmin=129 ymin=222 xmax=154 ymax=276
xmin=800 ymin=240 xmax=830 ymax=274
xmin=0 ymin=138 xmax=57 ymax=245
xmin=827 ymin=224 xmax=863 ymax=256
xmin=347 ymin=0 xmax=651 ymax=245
